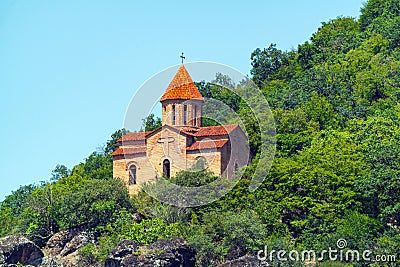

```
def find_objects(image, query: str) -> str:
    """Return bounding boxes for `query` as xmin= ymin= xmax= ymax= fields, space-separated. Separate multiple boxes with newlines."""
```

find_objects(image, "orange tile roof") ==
xmin=187 ymin=139 xmax=229 ymax=151
xmin=180 ymin=126 xmax=200 ymax=135
xmin=117 ymin=131 xmax=153 ymax=142
xmin=111 ymin=147 xmax=146 ymax=156
xmin=160 ymin=64 xmax=204 ymax=102
xmin=194 ymin=124 xmax=239 ymax=137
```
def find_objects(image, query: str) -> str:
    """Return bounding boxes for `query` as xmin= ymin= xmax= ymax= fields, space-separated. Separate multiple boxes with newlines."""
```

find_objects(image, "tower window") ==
xmin=184 ymin=105 xmax=187 ymax=125
xmin=163 ymin=159 xmax=171 ymax=178
xmin=129 ymin=165 xmax=137 ymax=185
xmin=194 ymin=106 xmax=197 ymax=126
xmin=172 ymin=105 xmax=176 ymax=125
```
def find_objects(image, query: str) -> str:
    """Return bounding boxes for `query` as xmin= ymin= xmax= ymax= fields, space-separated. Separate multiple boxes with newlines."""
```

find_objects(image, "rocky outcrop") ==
xmin=36 ymin=256 xmax=62 ymax=267
xmin=43 ymin=228 xmax=94 ymax=267
xmin=0 ymin=232 xmax=194 ymax=267
xmin=104 ymin=240 xmax=138 ymax=267
xmin=105 ymin=237 xmax=195 ymax=267
xmin=0 ymin=234 xmax=44 ymax=266
xmin=225 ymin=245 xmax=246 ymax=261
xmin=219 ymin=255 xmax=269 ymax=267
xmin=43 ymin=227 xmax=83 ymax=258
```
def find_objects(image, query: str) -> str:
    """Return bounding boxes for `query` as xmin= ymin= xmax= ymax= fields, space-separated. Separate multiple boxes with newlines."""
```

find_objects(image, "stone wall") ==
xmin=222 ymin=126 xmax=251 ymax=179
xmin=187 ymin=149 xmax=222 ymax=176
xmin=113 ymin=153 xmax=156 ymax=195
xmin=161 ymin=99 xmax=203 ymax=127
xmin=147 ymin=126 xmax=189 ymax=177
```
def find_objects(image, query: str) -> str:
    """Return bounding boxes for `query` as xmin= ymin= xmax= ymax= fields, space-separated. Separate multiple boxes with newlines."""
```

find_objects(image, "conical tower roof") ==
xmin=160 ymin=64 xmax=204 ymax=102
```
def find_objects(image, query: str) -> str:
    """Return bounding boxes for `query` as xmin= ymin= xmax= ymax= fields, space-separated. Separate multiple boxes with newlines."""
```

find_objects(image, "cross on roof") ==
xmin=180 ymin=52 xmax=185 ymax=64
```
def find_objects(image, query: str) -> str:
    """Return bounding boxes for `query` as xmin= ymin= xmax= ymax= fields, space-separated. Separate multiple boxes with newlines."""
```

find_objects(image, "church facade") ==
xmin=112 ymin=64 xmax=250 ymax=194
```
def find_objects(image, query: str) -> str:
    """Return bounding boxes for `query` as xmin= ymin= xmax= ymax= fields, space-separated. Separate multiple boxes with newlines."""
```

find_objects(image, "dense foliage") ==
xmin=1 ymin=1 xmax=400 ymax=266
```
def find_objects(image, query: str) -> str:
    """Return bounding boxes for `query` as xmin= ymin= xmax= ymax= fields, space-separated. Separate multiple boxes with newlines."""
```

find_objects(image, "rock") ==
xmin=219 ymin=255 xmax=269 ymax=267
xmin=43 ymin=227 xmax=83 ymax=258
xmin=0 ymin=234 xmax=44 ymax=266
xmin=60 ymin=232 xmax=91 ymax=257
xmin=43 ymin=228 xmax=94 ymax=267
xmin=59 ymin=231 xmax=93 ymax=266
xmin=105 ymin=237 xmax=195 ymax=267
xmin=104 ymin=240 xmax=138 ymax=267
xmin=132 ymin=213 xmax=144 ymax=223
xmin=0 ymin=251 xmax=4 ymax=264
xmin=225 ymin=246 xmax=246 ymax=261
xmin=36 ymin=256 xmax=62 ymax=267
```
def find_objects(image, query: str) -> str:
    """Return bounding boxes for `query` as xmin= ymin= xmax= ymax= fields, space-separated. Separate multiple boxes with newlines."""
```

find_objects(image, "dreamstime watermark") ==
xmin=257 ymin=238 xmax=397 ymax=264
xmin=123 ymin=62 xmax=276 ymax=207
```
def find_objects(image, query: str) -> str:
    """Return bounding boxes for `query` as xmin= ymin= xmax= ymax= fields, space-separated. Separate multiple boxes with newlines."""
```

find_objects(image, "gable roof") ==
xmin=187 ymin=139 xmax=229 ymax=151
xmin=111 ymin=146 xmax=146 ymax=156
xmin=160 ymin=64 xmax=204 ymax=102
xmin=145 ymin=124 xmax=195 ymax=139
xmin=117 ymin=131 xmax=153 ymax=142
xmin=194 ymin=124 xmax=239 ymax=137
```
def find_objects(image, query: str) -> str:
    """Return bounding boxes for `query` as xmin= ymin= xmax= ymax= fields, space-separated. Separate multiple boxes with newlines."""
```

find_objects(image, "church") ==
xmin=112 ymin=64 xmax=250 ymax=194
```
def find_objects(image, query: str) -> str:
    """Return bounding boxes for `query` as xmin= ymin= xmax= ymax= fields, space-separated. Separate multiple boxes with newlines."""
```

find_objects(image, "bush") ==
xmin=55 ymin=178 xmax=132 ymax=230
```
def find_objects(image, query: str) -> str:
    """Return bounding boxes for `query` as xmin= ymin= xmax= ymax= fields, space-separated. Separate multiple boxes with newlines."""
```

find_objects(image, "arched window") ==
xmin=194 ymin=156 xmax=207 ymax=170
xmin=172 ymin=105 xmax=176 ymax=125
xmin=163 ymin=159 xmax=171 ymax=178
xmin=234 ymin=161 xmax=239 ymax=173
xmin=184 ymin=105 xmax=187 ymax=125
xmin=129 ymin=165 xmax=137 ymax=185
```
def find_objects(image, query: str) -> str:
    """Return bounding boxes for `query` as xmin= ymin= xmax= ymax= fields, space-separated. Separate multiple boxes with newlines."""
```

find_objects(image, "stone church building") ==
xmin=112 ymin=64 xmax=250 ymax=194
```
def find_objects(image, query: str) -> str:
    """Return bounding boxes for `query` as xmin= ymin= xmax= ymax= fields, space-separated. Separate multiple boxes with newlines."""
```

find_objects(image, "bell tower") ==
xmin=160 ymin=64 xmax=204 ymax=127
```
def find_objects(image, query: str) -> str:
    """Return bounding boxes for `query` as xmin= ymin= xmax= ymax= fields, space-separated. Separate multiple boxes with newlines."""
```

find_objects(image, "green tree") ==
xmin=55 ymin=178 xmax=131 ymax=230
xmin=1 ymin=184 xmax=36 ymax=216
xmin=83 ymin=152 xmax=113 ymax=180
xmin=359 ymin=0 xmax=388 ymax=31
xmin=171 ymin=168 xmax=217 ymax=187
xmin=268 ymin=130 xmax=366 ymax=236
xmin=310 ymin=17 xmax=360 ymax=61
xmin=301 ymin=93 xmax=338 ymax=130
xmin=348 ymin=116 xmax=400 ymax=226
xmin=141 ymin=114 xmax=161 ymax=131
xmin=274 ymin=108 xmax=318 ymax=157
xmin=51 ymin=164 xmax=70 ymax=182
xmin=360 ymin=0 xmax=400 ymax=49
xmin=0 ymin=205 xmax=17 ymax=237
xmin=103 ymin=128 xmax=129 ymax=155
xmin=250 ymin=43 xmax=290 ymax=87
xmin=19 ymin=183 xmax=58 ymax=245
xmin=186 ymin=210 xmax=268 ymax=266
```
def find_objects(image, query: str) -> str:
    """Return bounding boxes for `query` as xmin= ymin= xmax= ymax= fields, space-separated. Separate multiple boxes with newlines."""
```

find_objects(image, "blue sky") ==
xmin=0 ymin=0 xmax=365 ymax=200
